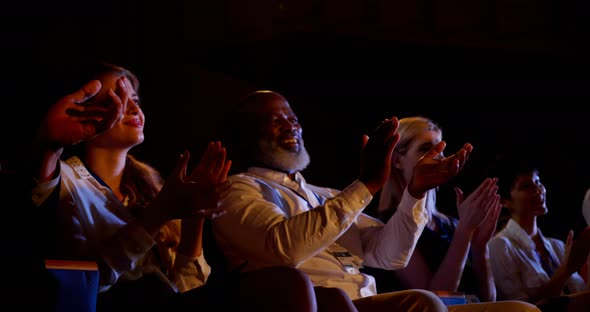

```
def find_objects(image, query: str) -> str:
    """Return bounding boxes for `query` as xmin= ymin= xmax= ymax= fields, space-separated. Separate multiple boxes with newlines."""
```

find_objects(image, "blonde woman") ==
xmin=374 ymin=116 xmax=538 ymax=312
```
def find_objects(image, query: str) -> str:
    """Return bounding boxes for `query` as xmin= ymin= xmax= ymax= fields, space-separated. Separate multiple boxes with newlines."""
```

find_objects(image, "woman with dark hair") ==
xmin=489 ymin=156 xmax=590 ymax=312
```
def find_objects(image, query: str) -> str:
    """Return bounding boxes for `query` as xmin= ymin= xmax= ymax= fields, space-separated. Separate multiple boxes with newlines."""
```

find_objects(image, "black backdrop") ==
xmin=3 ymin=0 xmax=590 ymax=238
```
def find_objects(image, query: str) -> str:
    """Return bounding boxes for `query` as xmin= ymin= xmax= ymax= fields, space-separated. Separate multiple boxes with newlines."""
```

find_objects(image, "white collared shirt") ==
xmin=213 ymin=167 xmax=429 ymax=299
xmin=31 ymin=156 xmax=209 ymax=292
xmin=489 ymin=219 xmax=586 ymax=302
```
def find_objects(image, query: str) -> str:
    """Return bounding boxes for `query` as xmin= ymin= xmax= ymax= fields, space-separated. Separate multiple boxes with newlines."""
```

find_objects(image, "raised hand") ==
xmin=407 ymin=142 xmax=473 ymax=198
xmin=563 ymin=226 xmax=590 ymax=276
xmin=359 ymin=117 xmax=400 ymax=195
xmin=36 ymin=79 xmax=124 ymax=150
xmin=188 ymin=141 xmax=232 ymax=219
xmin=154 ymin=142 xmax=232 ymax=222
xmin=455 ymin=178 xmax=501 ymax=241
xmin=467 ymin=180 xmax=502 ymax=248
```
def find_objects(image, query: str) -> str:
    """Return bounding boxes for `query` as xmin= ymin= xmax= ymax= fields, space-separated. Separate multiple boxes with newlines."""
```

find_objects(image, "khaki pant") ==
xmin=352 ymin=289 xmax=540 ymax=312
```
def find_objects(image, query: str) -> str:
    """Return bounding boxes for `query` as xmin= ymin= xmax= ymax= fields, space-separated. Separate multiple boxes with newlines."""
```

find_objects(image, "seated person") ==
xmin=488 ymin=155 xmax=590 ymax=312
xmin=31 ymin=62 xmax=328 ymax=312
xmin=212 ymin=90 xmax=487 ymax=311
xmin=368 ymin=116 xmax=538 ymax=312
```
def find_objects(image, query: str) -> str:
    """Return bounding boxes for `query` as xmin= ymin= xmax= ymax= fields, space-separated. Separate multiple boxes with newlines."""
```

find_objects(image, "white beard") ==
xmin=256 ymin=138 xmax=310 ymax=173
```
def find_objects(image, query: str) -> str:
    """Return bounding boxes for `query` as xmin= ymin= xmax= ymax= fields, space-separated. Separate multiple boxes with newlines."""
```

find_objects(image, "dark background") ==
xmin=3 ymin=0 xmax=590 ymax=238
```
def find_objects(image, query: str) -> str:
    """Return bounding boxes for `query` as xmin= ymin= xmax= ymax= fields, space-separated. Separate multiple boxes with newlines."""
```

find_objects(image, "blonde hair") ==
xmin=377 ymin=116 xmax=442 ymax=221
xmin=394 ymin=116 xmax=441 ymax=155
xmin=123 ymin=155 xmax=181 ymax=257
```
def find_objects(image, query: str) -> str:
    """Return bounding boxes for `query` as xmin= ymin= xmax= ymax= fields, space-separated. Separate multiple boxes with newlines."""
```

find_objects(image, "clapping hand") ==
xmin=407 ymin=141 xmax=473 ymax=199
xmin=187 ymin=141 xmax=232 ymax=219
xmin=563 ymin=226 xmax=590 ymax=276
xmin=37 ymin=78 xmax=124 ymax=150
xmin=359 ymin=117 xmax=400 ymax=195
xmin=156 ymin=141 xmax=232 ymax=221
xmin=455 ymin=178 xmax=502 ymax=247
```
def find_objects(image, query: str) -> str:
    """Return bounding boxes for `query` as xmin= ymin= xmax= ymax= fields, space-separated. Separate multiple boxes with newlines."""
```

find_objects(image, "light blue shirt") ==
xmin=32 ymin=156 xmax=209 ymax=292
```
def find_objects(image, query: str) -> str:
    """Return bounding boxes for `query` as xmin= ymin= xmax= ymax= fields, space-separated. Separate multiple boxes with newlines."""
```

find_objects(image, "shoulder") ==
xmin=489 ymin=233 xmax=513 ymax=250
xmin=61 ymin=156 xmax=87 ymax=180
xmin=227 ymin=173 xmax=282 ymax=196
xmin=229 ymin=172 xmax=269 ymax=187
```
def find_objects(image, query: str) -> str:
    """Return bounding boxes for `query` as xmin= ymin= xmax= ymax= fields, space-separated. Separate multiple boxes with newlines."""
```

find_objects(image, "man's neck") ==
xmin=252 ymin=162 xmax=298 ymax=180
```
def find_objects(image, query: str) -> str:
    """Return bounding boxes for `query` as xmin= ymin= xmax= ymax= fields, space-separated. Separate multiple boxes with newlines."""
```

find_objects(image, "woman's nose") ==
xmin=126 ymin=99 xmax=139 ymax=114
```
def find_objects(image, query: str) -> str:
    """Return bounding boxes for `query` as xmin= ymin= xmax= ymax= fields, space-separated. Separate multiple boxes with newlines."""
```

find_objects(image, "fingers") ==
xmin=462 ymin=143 xmax=474 ymax=161
xmin=425 ymin=141 xmax=446 ymax=161
xmin=449 ymin=158 xmax=460 ymax=176
xmin=566 ymin=229 xmax=574 ymax=247
xmin=172 ymin=150 xmax=190 ymax=181
xmin=191 ymin=141 xmax=230 ymax=182
xmin=487 ymin=195 xmax=502 ymax=222
xmin=385 ymin=117 xmax=399 ymax=140
xmin=71 ymin=80 xmax=102 ymax=104
xmin=191 ymin=142 xmax=216 ymax=179
xmin=386 ymin=132 xmax=400 ymax=159
xmin=454 ymin=186 xmax=464 ymax=206
xmin=66 ymin=79 xmax=124 ymax=132
xmin=481 ymin=192 xmax=499 ymax=220
xmin=443 ymin=143 xmax=473 ymax=176
xmin=457 ymin=143 xmax=473 ymax=171
xmin=219 ymin=159 xmax=232 ymax=184
xmin=212 ymin=143 xmax=228 ymax=176
xmin=360 ymin=134 xmax=369 ymax=150
xmin=116 ymin=77 xmax=129 ymax=108
xmin=473 ymin=178 xmax=500 ymax=213
xmin=468 ymin=178 xmax=497 ymax=203
xmin=102 ymin=88 xmax=124 ymax=129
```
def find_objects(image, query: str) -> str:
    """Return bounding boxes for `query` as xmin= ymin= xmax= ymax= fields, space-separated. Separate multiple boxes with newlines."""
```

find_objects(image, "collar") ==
xmin=504 ymin=218 xmax=549 ymax=252
xmin=247 ymin=167 xmax=305 ymax=185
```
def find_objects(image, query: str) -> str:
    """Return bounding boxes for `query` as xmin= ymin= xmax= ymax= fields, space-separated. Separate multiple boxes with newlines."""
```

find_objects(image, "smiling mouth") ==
xmin=280 ymin=137 xmax=300 ymax=150
xmin=124 ymin=119 xmax=143 ymax=127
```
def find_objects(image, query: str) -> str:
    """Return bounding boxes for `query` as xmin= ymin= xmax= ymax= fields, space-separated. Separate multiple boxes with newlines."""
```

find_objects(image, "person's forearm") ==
xmin=362 ymin=189 xmax=427 ymax=269
xmin=215 ymin=181 xmax=369 ymax=267
xmin=177 ymin=217 xmax=204 ymax=258
xmin=34 ymin=148 xmax=63 ymax=182
xmin=470 ymin=245 xmax=496 ymax=302
xmin=429 ymin=226 xmax=471 ymax=291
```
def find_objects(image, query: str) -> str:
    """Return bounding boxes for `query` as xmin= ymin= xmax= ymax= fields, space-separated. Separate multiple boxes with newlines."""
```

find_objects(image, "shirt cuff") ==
xmin=116 ymin=221 xmax=157 ymax=257
xmin=32 ymin=175 xmax=60 ymax=206
xmin=398 ymin=188 xmax=429 ymax=225
xmin=341 ymin=180 xmax=373 ymax=211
